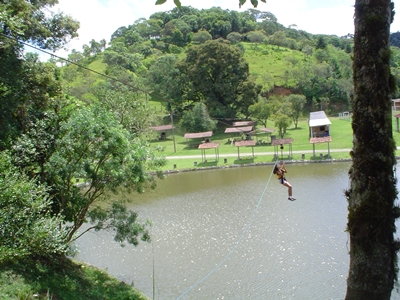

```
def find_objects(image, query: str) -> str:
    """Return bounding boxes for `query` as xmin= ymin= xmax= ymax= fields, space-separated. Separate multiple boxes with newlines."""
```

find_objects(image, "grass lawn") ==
xmin=0 ymin=256 xmax=149 ymax=300
xmin=151 ymin=114 xmax=400 ymax=171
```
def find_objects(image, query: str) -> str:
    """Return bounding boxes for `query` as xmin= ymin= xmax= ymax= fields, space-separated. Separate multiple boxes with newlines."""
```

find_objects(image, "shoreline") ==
xmin=162 ymin=157 xmax=354 ymax=174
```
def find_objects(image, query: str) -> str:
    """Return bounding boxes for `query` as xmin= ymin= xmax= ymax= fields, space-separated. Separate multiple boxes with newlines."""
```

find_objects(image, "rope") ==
xmin=175 ymin=160 xmax=279 ymax=300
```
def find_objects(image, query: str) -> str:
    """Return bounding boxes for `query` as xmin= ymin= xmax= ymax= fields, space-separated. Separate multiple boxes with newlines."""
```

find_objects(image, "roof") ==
xmin=252 ymin=127 xmax=275 ymax=134
xmin=198 ymin=142 xmax=220 ymax=149
xmin=309 ymin=111 xmax=331 ymax=127
xmin=310 ymin=136 xmax=332 ymax=144
xmin=232 ymin=121 xmax=256 ymax=127
xmin=149 ymin=125 xmax=174 ymax=131
xmin=183 ymin=131 xmax=213 ymax=139
xmin=224 ymin=126 xmax=253 ymax=133
xmin=271 ymin=138 xmax=294 ymax=146
xmin=234 ymin=140 xmax=256 ymax=147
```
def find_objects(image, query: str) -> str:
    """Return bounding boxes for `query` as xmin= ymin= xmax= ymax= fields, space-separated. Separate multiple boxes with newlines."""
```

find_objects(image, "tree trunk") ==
xmin=346 ymin=1 xmax=397 ymax=299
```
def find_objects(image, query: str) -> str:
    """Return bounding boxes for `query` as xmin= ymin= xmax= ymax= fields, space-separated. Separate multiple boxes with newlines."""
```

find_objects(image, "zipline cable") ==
xmin=175 ymin=160 xmax=279 ymax=300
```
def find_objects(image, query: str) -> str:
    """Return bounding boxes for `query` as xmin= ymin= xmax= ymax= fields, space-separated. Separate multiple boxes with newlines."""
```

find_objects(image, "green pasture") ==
xmin=242 ymin=43 xmax=304 ymax=89
xmin=151 ymin=114 xmax=400 ymax=171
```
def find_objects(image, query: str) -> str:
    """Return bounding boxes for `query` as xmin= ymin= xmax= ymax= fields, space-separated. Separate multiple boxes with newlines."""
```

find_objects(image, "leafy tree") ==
xmin=345 ymin=1 xmax=398 ymax=299
xmin=192 ymin=30 xmax=212 ymax=44
xmin=245 ymin=30 xmax=266 ymax=47
xmin=0 ymin=53 xmax=63 ymax=149
xmin=1 ymin=0 xmax=79 ymax=51
xmin=0 ymin=0 xmax=79 ymax=147
xmin=237 ymin=80 xmax=262 ymax=118
xmin=248 ymin=98 xmax=272 ymax=127
xmin=89 ymin=39 xmax=103 ymax=55
xmin=226 ymin=32 xmax=242 ymax=44
xmin=155 ymin=0 xmax=266 ymax=9
xmin=178 ymin=39 xmax=259 ymax=118
xmin=314 ymin=49 xmax=329 ymax=63
xmin=146 ymin=54 xmax=184 ymax=106
xmin=179 ymin=102 xmax=217 ymax=133
xmin=67 ymin=49 xmax=84 ymax=63
xmin=268 ymin=31 xmax=288 ymax=48
xmin=161 ymin=19 xmax=191 ymax=46
xmin=287 ymin=94 xmax=306 ymax=128
xmin=45 ymin=105 xmax=165 ymax=243
xmin=274 ymin=113 xmax=291 ymax=138
xmin=0 ymin=152 xmax=68 ymax=261
xmin=316 ymin=36 xmax=327 ymax=49
xmin=124 ymin=30 xmax=143 ymax=46
xmin=95 ymin=84 xmax=155 ymax=137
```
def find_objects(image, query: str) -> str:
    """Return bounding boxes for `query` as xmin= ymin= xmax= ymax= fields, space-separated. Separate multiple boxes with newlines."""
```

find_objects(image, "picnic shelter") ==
xmin=272 ymin=138 xmax=294 ymax=160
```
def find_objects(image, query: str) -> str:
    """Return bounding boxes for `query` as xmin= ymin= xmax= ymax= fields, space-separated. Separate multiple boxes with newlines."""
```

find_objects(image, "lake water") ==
xmin=75 ymin=161 xmax=400 ymax=300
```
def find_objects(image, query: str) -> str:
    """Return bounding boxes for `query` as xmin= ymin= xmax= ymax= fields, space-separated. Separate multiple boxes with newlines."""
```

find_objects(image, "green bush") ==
xmin=0 ymin=152 xmax=68 ymax=261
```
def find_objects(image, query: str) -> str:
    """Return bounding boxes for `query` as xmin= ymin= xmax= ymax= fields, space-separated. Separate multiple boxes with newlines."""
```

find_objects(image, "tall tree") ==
xmin=0 ymin=0 xmax=79 ymax=148
xmin=287 ymin=94 xmax=306 ymax=129
xmin=178 ymin=39 xmax=259 ymax=118
xmin=12 ymin=104 xmax=166 ymax=245
xmin=345 ymin=1 xmax=397 ymax=299
xmin=179 ymin=102 xmax=217 ymax=133
xmin=248 ymin=98 xmax=272 ymax=127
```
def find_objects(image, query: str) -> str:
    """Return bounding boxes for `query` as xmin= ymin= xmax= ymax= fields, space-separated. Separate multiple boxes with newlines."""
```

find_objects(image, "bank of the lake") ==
xmin=0 ymin=255 xmax=150 ymax=300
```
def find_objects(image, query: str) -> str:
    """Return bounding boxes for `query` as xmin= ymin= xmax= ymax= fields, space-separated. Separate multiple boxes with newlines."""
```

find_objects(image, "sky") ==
xmin=42 ymin=0 xmax=400 ymax=59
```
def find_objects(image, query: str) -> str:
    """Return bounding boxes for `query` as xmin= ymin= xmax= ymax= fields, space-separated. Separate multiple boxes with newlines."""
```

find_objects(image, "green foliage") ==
xmin=316 ymin=36 xmax=327 ymax=50
xmin=44 ymin=105 xmax=165 ymax=243
xmin=287 ymin=94 xmax=306 ymax=128
xmin=248 ymin=98 xmax=272 ymax=127
xmin=88 ymin=201 xmax=151 ymax=247
xmin=179 ymin=102 xmax=217 ymax=132
xmin=0 ymin=152 xmax=68 ymax=261
xmin=192 ymin=29 xmax=212 ymax=44
xmin=0 ymin=256 xmax=149 ymax=299
xmin=227 ymin=31 xmax=242 ymax=44
xmin=274 ymin=113 xmax=292 ymax=138
xmin=178 ymin=39 xmax=258 ymax=118
xmin=0 ymin=53 xmax=63 ymax=149
xmin=94 ymin=83 xmax=156 ymax=137
xmin=146 ymin=54 xmax=182 ymax=102
xmin=246 ymin=30 xmax=266 ymax=44
xmin=1 ymin=0 xmax=79 ymax=51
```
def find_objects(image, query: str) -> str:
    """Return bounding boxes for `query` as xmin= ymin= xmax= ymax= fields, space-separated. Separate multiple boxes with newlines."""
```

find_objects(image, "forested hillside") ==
xmin=59 ymin=6 xmax=400 ymax=125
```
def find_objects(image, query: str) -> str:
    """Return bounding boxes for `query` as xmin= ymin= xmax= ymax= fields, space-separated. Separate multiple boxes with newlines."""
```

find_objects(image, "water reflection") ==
xmin=75 ymin=161 xmax=400 ymax=300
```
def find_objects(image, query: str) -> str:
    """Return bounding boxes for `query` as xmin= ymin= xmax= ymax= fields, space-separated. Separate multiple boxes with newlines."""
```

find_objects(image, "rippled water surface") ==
xmin=75 ymin=162 xmax=400 ymax=299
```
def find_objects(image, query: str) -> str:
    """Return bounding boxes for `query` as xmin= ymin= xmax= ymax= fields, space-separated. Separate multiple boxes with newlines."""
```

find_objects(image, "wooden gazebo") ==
xmin=272 ymin=138 xmax=294 ymax=160
xmin=184 ymin=131 xmax=213 ymax=147
xmin=224 ymin=126 xmax=253 ymax=134
xmin=150 ymin=124 xmax=174 ymax=140
xmin=234 ymin=140 xmax=256 ymax=160
xmin=310 ymin=136 xmax=332 ymax=158
xmin=198 ymin=142 xmax=220 ymax=162
xmin=395 ymin=113 xmax=400 ymax=132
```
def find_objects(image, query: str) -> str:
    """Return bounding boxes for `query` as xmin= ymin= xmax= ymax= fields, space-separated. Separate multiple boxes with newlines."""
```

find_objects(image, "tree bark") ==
xmin=346 ymin=1 xmax=397 ymax=299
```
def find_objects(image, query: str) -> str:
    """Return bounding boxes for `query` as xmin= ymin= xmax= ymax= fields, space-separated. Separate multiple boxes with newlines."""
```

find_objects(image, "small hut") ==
xmin=309 ymin=111 xmax=331 ymax=138
xmin=149 ymin=124 xmax=174 ymax=140
xmin=308 ymin=111 xmax=332 ymax=158
xmin=392 ymin=99 xmax=400 ymax=111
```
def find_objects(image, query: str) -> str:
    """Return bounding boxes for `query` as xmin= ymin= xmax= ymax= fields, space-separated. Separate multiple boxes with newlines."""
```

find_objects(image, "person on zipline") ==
xmin=273 ymin=161 xmax=295 ymax=201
